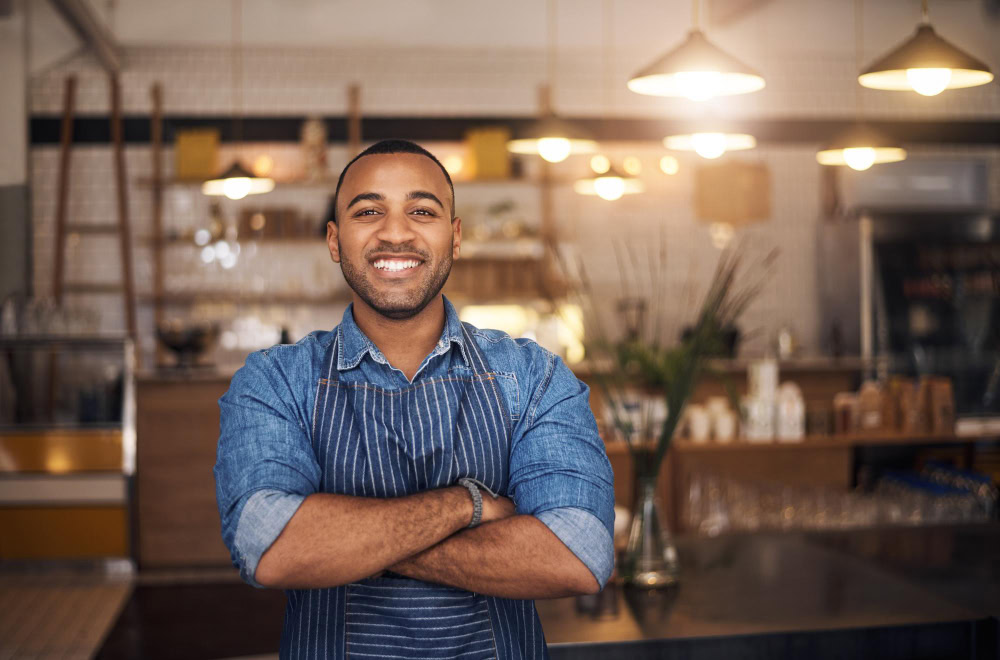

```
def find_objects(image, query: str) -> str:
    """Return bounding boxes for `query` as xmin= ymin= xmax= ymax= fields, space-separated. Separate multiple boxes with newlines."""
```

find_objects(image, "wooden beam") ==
xmin=48 ymin=0 xmax=121 ymax=73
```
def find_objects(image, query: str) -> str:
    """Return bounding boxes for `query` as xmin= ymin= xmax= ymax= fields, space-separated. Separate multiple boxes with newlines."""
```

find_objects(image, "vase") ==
xmin=621 ymin=472 xmax=680 ymax=588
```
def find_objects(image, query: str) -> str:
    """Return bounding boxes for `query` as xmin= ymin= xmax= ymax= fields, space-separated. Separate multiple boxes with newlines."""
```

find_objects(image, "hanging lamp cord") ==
xmin=232 ymin=0 xmax=243 ymax=149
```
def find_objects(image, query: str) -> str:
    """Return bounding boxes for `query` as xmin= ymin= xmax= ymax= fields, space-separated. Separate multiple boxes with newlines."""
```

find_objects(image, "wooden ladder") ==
xmin=51 ymin=74 xmax=140 ymax=362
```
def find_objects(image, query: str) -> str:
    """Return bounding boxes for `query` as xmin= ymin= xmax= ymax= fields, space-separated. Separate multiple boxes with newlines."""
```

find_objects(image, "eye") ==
xmin=354 ymin=208 xmax=381 ymax=217
xmin=411 ymin=208 xmax=438 ymax=218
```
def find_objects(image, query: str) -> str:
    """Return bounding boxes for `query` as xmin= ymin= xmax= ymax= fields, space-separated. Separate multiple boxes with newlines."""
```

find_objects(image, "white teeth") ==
xmin=373 ymin=259 xmax=419 ymax=272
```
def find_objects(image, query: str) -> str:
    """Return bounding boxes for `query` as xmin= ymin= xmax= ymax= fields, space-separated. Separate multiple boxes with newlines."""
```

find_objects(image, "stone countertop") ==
xmin=538 ymin=524 xmax=999 ymax=660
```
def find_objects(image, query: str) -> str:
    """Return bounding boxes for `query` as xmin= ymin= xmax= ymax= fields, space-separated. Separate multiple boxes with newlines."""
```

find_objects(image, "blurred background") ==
xmin=0 ymin=0 xmax=999 ymax=658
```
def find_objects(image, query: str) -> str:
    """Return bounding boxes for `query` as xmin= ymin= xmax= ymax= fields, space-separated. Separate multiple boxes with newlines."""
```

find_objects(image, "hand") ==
xmin=480 ymin=495 xmax=516 ymax=524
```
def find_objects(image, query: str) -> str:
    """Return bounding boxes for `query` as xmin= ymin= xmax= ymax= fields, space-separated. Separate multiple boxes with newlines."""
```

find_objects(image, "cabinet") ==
xmin=135 ymin=374 xmax=232 ymax=567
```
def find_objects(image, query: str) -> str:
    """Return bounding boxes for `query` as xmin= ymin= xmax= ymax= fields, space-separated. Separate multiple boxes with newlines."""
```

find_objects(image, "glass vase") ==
xmin=621 ymin=472 xmax=680 ymax=589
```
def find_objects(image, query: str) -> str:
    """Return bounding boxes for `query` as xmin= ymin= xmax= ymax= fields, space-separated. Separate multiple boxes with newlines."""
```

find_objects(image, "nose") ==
xmin=374 ymin=207 xmax=418 ymax=244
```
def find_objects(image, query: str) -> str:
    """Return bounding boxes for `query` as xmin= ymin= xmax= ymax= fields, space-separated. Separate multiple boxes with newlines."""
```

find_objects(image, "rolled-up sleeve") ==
xmin=214 ymin=349 xmax=322 ymax=588
xmin=508 ymin=350 xmax=616 ymax=589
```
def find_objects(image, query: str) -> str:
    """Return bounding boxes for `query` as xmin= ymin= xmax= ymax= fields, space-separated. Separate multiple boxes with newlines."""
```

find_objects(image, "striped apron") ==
xmin=279 ymin=324 xmax=549 ymax=659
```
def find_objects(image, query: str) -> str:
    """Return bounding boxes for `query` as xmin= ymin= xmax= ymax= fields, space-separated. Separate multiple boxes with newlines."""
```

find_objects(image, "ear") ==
xmin=451 ymin=216 xmax=462 ymax=260
xmin=326 ymin=220 xmax=341 ymax=263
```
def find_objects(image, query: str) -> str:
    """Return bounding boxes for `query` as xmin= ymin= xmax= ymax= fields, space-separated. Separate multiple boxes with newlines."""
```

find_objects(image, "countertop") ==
xmin=539 ymin=524 xmax=999 ymax=660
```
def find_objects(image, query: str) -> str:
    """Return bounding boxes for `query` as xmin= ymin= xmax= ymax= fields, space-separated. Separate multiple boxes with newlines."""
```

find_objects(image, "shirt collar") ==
xmin=336 ymin=295 xmax=471 ymax=371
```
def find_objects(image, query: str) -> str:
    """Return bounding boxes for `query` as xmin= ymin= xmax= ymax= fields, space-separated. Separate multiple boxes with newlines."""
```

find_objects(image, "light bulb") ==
xmin=623 ymin=156 xmax=642 ymax=176
xmin=193 ymin=228 xmax=211 ymax=246
xmin=659 ymin=155 xmax=679 ymax=175
xmin=691 ymin=133 xmax=727 ymax=159
xmin=200 ymin=245 xmax=216 ymax=264
xmin=537 ymin=137 xmax=572 ymax=163
xmin=222 ymin=177 xmax=252 ymax=200
xmin=593 ymin=175 xmax=626 ymax=201
xmin=906 ymin=68 xmax=952 ymax=96
xmin=590 ymin=154 xmax=611 ymax=174
xmin=674 ymin=71 xmax=722 ymax=101
xmin=843 ymin=147 xmax=877 ymax=171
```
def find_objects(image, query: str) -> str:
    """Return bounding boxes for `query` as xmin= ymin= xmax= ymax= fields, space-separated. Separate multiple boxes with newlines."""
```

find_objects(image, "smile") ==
xmin=372 ymin=258 xmax=422 ymax=272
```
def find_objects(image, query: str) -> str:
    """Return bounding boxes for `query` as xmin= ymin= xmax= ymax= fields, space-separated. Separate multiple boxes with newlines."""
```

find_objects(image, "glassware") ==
xmin=621 ymin=464 xmax=679 ymax=589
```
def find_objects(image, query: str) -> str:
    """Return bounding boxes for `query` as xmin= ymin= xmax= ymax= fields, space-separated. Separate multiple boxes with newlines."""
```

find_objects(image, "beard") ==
xmin=339 ymin=240 xmax=453 ymax=320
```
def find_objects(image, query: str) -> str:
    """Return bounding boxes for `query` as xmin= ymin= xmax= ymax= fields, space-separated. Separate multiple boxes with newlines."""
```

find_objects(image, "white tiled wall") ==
xmin=28 ymin=45 xmax=1000 ymax=367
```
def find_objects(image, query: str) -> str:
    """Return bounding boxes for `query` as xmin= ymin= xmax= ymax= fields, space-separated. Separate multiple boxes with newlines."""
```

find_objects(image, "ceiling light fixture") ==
xmin=627 ymin=0 xmax=765 ymax=100
xmin=858 ymin=0 xmax=993 ymax=96
xmin=507 ymin=0 xmax=596 ymax=162
xmin=664 ymin=132 xmax=756 ymax=160
xmin=817 ymin=0 xmax=906 ymax=170
xmin=574 ymin=166 xmax=645 ymax=201
xmin=203 ymin=0 xmax=274 ymax=199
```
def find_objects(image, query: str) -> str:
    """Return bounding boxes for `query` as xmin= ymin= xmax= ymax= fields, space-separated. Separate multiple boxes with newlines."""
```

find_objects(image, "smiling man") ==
xmin=214 ymin=139 xmax=615 ymax=659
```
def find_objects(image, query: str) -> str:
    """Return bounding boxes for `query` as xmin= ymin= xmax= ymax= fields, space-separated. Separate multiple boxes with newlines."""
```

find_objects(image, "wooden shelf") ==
xmin=603 ymin=431 xmax=1000 ymax=455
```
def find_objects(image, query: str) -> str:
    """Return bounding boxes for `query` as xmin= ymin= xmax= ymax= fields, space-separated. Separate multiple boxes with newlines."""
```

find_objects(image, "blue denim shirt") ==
xmin=214 ymin=295 xmax=615 ymax=593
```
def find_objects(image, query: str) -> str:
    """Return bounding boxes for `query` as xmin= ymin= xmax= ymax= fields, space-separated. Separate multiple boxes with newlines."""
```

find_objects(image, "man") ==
xmin=214 ymin=139 xmax=615 ymax=659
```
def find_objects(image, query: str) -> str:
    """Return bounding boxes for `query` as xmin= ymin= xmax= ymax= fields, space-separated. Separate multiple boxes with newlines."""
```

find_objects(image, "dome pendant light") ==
xmin=817 ymin=0 xmax=906 ymax=170
xmin=816 ymin=123 xmax=906 ymax=171
xmin=204 ymin=0 xmax=274 ymax=199
xmin=664 ymin=131 xmax=756 ymax=160
xmin=574 ymin=165 xmax=644 ymax=201
xmin=627 ymin=0 xmax=765 ymax=99
xmin=859 ymin=0 xmax=993 ymax=96
xmin=506 ymin=0 xmax=596 ymax=162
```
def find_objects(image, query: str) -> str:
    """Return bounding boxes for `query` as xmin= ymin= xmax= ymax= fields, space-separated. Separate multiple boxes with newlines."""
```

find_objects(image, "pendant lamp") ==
xmin=574 ymin=166 xmax=644 ymax=201
xmin=817 ymin=0 xmax=906 ymax=171
xmin=507 ymin=0 xmax=596 ymax=162
xmin=507 ymin=114 xmax=597 ymax=163
xmin=664 ymin=131 xmax=756 ymax=160
xmin=859 ymin=0 xmax=993 ymax=96
xmin=203 ymin=0 xmax=274 ymax=199
xmin=627 ymin=0 xmax=764 ymax=100
xmin=815 ymin=123 xmax=906 ymax=171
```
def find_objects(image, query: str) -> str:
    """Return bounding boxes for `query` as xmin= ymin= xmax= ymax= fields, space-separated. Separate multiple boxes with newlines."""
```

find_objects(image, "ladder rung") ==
xmin=63 ymin=283 xmax=125 ymax=294
xmin=66 ymin=224 xmax=119 ymax=235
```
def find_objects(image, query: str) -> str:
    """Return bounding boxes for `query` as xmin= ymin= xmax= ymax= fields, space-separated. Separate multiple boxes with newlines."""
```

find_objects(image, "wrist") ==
xmin=451 ymin=485 xmax=475 ymax=530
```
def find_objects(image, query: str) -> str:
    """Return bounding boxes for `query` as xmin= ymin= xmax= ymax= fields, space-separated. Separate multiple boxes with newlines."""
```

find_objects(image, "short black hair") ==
xmin=331 ymin=139 xmax=455 ymax=224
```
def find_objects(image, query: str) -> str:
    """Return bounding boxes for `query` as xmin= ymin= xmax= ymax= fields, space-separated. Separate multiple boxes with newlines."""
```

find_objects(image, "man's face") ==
xmin=327 ymin=153 xmax=460 ymax=320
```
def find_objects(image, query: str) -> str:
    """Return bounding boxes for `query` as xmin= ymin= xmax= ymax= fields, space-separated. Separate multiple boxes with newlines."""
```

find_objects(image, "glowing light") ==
xmin=691 ymin=133 xmax=728 ymax=159
xmin=675 ymin=71 xmax=722 ymax=101
xmin=590 ymin=154 xmax=611 ymax=174
xmin=537 ymin=137 xmax=572 ymax=163
xmin=213 ymin=240 xmax=231 ymax=259
xmin=200 ymin=246 xmax=216 ymax=263
xmin=623 ymin=156 xmax=642 ymax=176
xmin=660 ymin=155 xmax=679 ymax=175
xmin=906 ymin=68 xmax=952 ymax=96
xmin=443 ymin=154 xmax=464 ymax=175
xmin=221 ymin=177 xmax=252 ymax=200
xmin=709 ymin=222 xmax=735 ymax=249
xmin=194 ymin=229 xmax=211 ymax=246
xmin=843 ymin=147 xmax=877 ymax=171
xmin=593 ymin=175 xmax=627 ymax=201
xmin=252 ymin=154 xmax=274 ymax=176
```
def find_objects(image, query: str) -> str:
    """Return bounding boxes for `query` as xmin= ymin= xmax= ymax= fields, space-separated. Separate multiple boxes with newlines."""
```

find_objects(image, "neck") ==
xmin=351 ymin=294 xmax=446 ymax=381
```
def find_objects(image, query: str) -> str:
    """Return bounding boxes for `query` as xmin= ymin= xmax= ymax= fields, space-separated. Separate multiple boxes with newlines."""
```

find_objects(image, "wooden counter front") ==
xmin=136 ymin=374 xmax=232 ymax=567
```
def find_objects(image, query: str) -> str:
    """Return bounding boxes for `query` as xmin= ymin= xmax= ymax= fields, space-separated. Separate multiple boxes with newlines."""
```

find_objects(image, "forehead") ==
xmin=340 ymin=152 xmax=450 ymax=199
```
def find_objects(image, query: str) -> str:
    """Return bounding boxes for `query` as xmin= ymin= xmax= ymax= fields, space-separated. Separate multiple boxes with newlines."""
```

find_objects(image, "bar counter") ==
xmin=540 ymin=524 xmax=999 ymax=660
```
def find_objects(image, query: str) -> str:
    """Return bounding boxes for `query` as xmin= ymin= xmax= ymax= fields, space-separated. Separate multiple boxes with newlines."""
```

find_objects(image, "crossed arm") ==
xmin=253 ymin=487 xmax=601 ymax=598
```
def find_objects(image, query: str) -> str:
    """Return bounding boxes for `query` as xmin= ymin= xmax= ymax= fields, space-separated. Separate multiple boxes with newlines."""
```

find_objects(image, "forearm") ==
xmin=387 ymin=514 xmax=600 ymax=599
xmin=256 ymin=486 xmax=472 ymax=589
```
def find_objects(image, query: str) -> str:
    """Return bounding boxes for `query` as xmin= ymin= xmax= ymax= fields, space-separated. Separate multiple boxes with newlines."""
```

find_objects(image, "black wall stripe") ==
xmin=28 ymin=115 xmax=1000 ymax=146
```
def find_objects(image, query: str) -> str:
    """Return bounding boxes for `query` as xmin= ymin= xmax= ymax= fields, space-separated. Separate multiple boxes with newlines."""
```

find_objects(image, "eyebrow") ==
xmin=345 ymin=190 xmax=446 ymax=211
